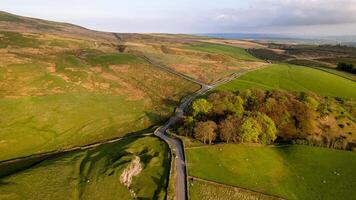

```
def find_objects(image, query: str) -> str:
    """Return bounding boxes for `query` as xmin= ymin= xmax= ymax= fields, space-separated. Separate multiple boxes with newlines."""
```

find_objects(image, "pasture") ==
xmin=216 ymin=64 xmax=356 ymax=99
xmin=124 ymin=36 xmax=265 ymax=84
xmin=186 ymin=144 xmax=356 ymax=200
xmin=189 ymin=178 xmax=278 ymax=200
xmin=0 ymin=31 xmax=199 ymax=161
xmin=188 ymin=43 xmax=261 ymax=62
xmin=0 ymin=136 xmax=170 ymax=200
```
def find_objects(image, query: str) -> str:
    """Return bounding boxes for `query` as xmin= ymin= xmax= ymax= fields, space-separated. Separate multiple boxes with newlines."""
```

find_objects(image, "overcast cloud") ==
xmin=1 ymin=0 xmax=356 ymax=35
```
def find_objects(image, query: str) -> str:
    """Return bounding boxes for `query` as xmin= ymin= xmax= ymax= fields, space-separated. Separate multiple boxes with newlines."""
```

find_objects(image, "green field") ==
xmin=216 ymin=64 xmax=356 ymax=99
xmin=310 ymin=66 xmax=356 ymax=82
xmin=189 ymin=178 xmax=277 ymax=200
xmin=186 ymin=144 xmax=356 ymax=200
xmin=0 ymin=136 xmax=170 ymax=200
xmin=188 ymin=43 xmax=261 ymax=62
xmin=0 ymin=93 xmax=154 ymax=161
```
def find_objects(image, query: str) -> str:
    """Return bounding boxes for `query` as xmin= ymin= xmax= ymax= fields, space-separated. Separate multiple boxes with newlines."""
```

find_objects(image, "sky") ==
xmin=1 ymin=0 xmax=356 ymax=36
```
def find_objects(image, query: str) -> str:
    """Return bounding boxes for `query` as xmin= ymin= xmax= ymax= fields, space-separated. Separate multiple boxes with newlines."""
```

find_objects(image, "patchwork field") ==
xmin=122 ymin=34 xmax=266 ymax=84
xmin=216 ymin=64 xmax=356 ymax=99
xmin=186 ymin=144 xmax=356 ymax=200
xmin=0 ymin=136 xmax=170 ymax=200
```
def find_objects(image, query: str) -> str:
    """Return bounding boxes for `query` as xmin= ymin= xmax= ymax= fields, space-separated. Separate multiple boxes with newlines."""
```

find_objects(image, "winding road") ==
xmin=0 ymin=34 xmax=260 ymax=200
xmin=153 ymin=73 xmax=249 ymax=200
xmin=140 ymin=54 xmax=253 ymax=200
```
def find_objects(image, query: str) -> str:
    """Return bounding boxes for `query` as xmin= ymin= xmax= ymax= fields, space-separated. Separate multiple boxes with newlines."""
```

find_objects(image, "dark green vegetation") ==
xmin=186 ymin=144 xmax=356 ymax=200
xmin=0 ymin=136 xmax=170 ymax=200
xmin=176 ymin=89 xmax=355 ymax=150
xmin=189 ymin=178 xmax=278 ymax=200
xmin=249 ymin=44 xmax=356 ymax=81
xmin=216 ymin=64 xmax=356 ymax=99
xmin=248 ymin=48 xmax=293 ymax=61
xmin=337 ymin=62 xmax=356 ymax=74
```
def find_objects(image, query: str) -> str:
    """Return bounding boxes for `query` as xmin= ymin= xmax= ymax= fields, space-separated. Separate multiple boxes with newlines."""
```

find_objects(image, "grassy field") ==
xmin=0 ymin=29 xmax=199 ymax=161
xmin=188 ymin=43 xmax=261 ymax=62
xmin=310 ymin=66 xmax=356 ymax=82
xmin=123 ymin=35 xmax=266 ymax=84
xmin=189 ymin=178 xmax=278 ymax=200
xmin=216 ymin=64 xmax=356 ymax=99
xmin=0 ymin=93 xmax=151 ymax=161
xmin=186 ymin=144 xmax=356 ymax=200
xmin=0 ymin=136 xmax=170 ymax=200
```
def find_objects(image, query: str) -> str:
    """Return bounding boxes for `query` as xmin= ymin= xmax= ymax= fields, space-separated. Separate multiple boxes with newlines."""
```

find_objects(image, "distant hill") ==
xmin=0 ymin=11 xmax=115 ymax=41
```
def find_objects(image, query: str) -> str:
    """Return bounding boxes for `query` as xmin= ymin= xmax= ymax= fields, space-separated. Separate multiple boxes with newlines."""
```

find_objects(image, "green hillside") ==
xmin=187 ymin=144 xmax=356 ymax=200
xmin=0 ymin=136 xmax=170 ymax=200
xmin=216 ymin=64 xmax=356 ymax=99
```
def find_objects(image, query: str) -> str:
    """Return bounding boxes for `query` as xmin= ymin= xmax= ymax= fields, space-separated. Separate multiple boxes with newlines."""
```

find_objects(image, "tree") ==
xmin=337 ymin=62 xmax=356 ymax=74
xmin=194 ymin=121 xmax=217 ymax=144
xmin=219 ymin=115 xmax=242 ymax=143
xmin=254 ymin=112 xmax=277 ymax=144
xmin=239 ymin=89 xmax=266 ymax=111
xmin=239 ymin=117 xmax=261 ymax=143
xmin=207 ymin=91 xmax=244 ymax=117
xmin=225 ymin=96 xmax=244 ymax=117
xmin=192 ymin=99 xmax=212 ymax=117
xmin=177 ymin=116 xmax=195 ymax=137
xmin=299 ymin=92 xmax=319 ymax=111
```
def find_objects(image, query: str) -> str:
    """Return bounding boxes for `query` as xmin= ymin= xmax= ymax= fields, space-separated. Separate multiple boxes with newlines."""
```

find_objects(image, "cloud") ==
xmin=212 ymin=0 xmax=356 ymax=29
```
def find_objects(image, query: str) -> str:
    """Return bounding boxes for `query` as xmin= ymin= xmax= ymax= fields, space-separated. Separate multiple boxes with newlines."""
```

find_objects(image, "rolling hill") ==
xmin=0 ymin=11 xmax=200 ymax=161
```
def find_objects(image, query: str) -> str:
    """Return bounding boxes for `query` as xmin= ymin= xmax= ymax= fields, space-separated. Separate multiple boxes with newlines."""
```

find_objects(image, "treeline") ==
xmin=337 ymin=62 xmax=356 ymax=74
xmin=248 ymin=48 xmax=293 ymax=62
xmin=175 ymin=89 xmax=355 ymax=150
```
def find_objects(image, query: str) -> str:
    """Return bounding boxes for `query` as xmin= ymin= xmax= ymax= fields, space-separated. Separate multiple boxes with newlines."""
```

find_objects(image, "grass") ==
xmin=0 ymin=12 xmax=23 ymax=22
xmin=0 ymin=136 xmax=170 ymax=200
xmin=216 ymin=64 xmax=356 ymax=99
xmin=189 ymin=178 xmax=278 ymax=200
xmin=310 ymin=66 xmax=356 ymax=82
xmin=0 ymin=92 xmax=152 ymax=161
xmin=188 ymin=43 xmax=261 ymax=62
xmin=186 ymin=144 xmax=356 ymax=200
xmin=127 ymin=40 xmax=265 ymax=84
xmin=85 ymin=53 xmax=140 ymax=67
xmin=285 ymin=59 xmax=356 ymax=81
xmin=0 ymin=34 xmax=199 ymax=161
xmin=0 ymin=56 xmax=198 ymax=161
xmin=0 ymin=31 xmax=41 ymax=48
xmin=318 ymin=57 xmax=356 ymax=66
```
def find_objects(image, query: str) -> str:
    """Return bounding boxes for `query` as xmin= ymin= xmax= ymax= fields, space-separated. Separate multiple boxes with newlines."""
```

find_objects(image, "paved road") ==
xmin=114 ymin=33 xmax=261 ymax=199
xmin=154 ymin=86 xmax=210 ymax=200
xmin=136 ymin=50 xmax=259 ymax=200
xmin=153 ymin=72 xmax=249 ymax=200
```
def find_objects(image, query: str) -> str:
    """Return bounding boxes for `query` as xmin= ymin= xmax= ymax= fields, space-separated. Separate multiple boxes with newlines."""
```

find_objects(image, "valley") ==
xmin=0 ymin=10 xmax=356 ymax=200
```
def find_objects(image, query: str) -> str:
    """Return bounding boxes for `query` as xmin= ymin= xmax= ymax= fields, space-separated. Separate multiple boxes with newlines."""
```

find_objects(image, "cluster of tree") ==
xmin=337 ymin=62 xmax=356 ymax=74
xmin=249 ymin=48 xmax=293 ymax=62
xmin=175 ymin=89 xmax=355 ymax=150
